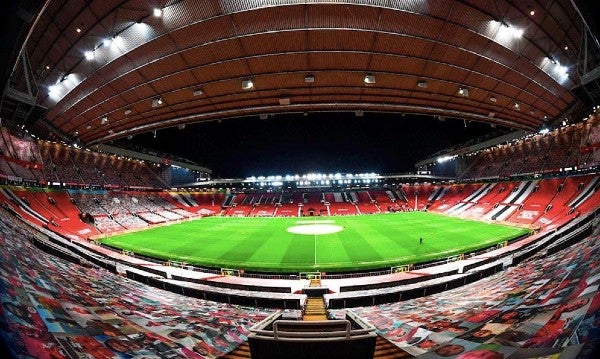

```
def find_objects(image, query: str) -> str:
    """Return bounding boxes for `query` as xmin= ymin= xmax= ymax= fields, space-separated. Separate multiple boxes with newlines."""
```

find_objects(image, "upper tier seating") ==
xmin=0 ymin=128 xmax=43 ymax=182
xmin=461 ymin=114 xmax=599 ymax=179
xmin=0 ymin=133 xmax=168 ymax=189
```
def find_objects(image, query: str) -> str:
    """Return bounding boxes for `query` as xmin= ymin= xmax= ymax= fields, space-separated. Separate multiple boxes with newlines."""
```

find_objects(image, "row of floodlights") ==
xmin=49 ymin=6 xmax=569 ymax=110
xmin=248 ymin=179 xmax=382 ymax=187
xmin=48 ymin=7 xmax=164 ymax=96
xmin=245 ymin=173 xmax=380 ymax=182
xmin=83 ymin=8 xmax=162 ymax=62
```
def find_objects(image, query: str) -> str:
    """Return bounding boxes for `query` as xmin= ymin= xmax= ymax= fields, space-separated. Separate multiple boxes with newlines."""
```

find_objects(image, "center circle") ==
xmin=287 ymin=224 xmax=344 ymax=235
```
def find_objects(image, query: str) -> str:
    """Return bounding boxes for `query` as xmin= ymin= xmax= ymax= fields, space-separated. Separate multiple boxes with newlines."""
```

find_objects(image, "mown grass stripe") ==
xmin=100 ymin=212 xmax=529 ymax=273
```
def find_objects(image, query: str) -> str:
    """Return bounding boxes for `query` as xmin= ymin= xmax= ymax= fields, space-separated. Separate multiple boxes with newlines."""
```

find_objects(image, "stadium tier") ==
xmin=4 ymin=0 xmax=600 ymax=357
xmin=0 ymin=185 xmax=599 ymax=357
xmin=459 ymin=115 xmax=599 ymax=180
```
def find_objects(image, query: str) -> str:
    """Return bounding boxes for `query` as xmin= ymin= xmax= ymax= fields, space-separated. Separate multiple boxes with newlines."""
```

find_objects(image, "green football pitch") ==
xmin=100 ymin=212 xmax=530 ymax=273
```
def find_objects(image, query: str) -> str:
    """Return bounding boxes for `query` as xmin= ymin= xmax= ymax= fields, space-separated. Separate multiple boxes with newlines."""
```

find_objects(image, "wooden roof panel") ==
xmin=22 ymin=0 xmax=583 ymax=142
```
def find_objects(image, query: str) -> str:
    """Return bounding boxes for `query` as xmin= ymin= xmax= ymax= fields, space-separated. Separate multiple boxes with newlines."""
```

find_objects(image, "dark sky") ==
xmin=129 ymin=113 xmax=500 ymax=178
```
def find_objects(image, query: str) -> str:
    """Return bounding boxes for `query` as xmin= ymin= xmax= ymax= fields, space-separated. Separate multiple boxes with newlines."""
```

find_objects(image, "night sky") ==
xmin=129 ymin=113 xmax=501 ymax=178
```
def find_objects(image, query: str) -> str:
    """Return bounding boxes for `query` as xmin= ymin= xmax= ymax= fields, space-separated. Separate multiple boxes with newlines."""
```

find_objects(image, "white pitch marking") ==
xmin=287 ymin=224 xmax=344 ymax=235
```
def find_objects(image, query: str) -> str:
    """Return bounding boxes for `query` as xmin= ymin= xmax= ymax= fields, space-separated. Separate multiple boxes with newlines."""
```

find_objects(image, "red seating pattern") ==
xmin=462 ymin=114 xmax=599 ymax=179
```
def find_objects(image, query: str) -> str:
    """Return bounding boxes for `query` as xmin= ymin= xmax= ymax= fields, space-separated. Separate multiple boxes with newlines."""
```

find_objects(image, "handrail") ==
xmin=250 ymin=310 xmax=283 ymax=331
xmin=250 ymin=316 xmax=377 ymax=341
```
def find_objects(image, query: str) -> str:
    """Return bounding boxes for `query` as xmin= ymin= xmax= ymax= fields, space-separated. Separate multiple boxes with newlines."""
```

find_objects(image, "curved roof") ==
xmin=27 ymin=0 xmax=584 ymax=144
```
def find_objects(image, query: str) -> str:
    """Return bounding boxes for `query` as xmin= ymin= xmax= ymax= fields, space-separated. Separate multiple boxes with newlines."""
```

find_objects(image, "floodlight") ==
xmin=152 ymin=97 xmax=163 ymax=107
xmin=242 ymin=79 xmax=254 ymax=90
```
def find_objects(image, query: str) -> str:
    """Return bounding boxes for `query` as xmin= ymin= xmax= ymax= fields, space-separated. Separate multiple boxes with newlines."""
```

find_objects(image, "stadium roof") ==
xmin=5 ymin=0 xmax=600 ymax=145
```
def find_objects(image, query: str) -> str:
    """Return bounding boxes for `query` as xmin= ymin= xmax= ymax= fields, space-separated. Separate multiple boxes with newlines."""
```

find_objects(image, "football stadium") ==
xmin=0 ymin=1 xmax=599 ymax=359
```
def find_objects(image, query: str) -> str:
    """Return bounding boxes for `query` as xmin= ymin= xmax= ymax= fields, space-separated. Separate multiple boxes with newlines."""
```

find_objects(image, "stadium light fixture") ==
xmin=48 ymin=84 xmax=59 ymax=96
xmin=499 ymin=22 xmax=523 ymax=38
xmin=437 ymin=155 xmax=454 ymax=163
xmin=84 ymin=50 xmax=94 ymax=60
xmin=555 ymin=63 xmax=568 ymax=76
xmin=242 ymin=79 xmax=254 ymax=90
xmin=364 ymin=74 xmax=376 ymax=84
xmin=193 ymin=88 xmax=203 ymax=96
xmin=539 ymin=125 xmax=550 ymax=134
xmin=101 ymin=116 xmax=108 ymax=124
xmin=124 ymin=108 xmax=132 ymax=115
xmin=458 ymin=87 xmax=469 ymax=97
xmin=493 ymin=20 xmax=524 ymax=41
xmin=489 ymin=95 xmax=497 ymax=102
xmin=153 ymin=8 xmax=163 ymax=17
xmin=417 ymin=80 xmax=428 ymax=88
xmin=304 ymin=75 xmax=315 ymax=83
xmin=152 ymin=97 xmax=163 ymax=107
xmin=511 ymin=27 xmax=524 ymax=38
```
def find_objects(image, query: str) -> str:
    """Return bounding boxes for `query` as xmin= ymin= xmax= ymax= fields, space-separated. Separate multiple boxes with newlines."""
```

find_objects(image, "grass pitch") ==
xmin=100 ymin=212 xmax=530 ymax=273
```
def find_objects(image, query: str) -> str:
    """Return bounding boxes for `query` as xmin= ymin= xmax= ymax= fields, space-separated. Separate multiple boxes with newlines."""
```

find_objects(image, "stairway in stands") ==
xmin=220 ymin=276 xmax=408 ymax=358
xmin=303 ymin=297 xmax=328 ymax=321
xmin=303 ymin=277 xmax=328 ymax=321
